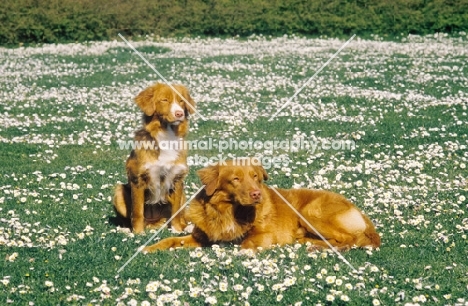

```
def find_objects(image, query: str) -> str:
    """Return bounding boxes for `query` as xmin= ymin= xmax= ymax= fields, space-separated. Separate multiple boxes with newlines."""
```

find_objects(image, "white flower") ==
xmin=340 ymin=294 xmax=350 ymax=302
xmin=127 ymin=299 xmax=138 ymax=306
xmin=325 ymin=276 xmax=336 ymax=284
xmin=276 ymin=294 xmax=283 ymax=302
xmin=45 ymin=281 xmax=54 ymax=287
xmin=188 ymin=287 xmax=201 ymax=298
xmin=1 ymin=278 xmax=10 ymax=286
xmin=283 ymin=276 xmax=295 ymax=288
xmin=7 ymin=253 xmax=18 ymax=262
xmin=219 ymin=282 xmax=228 ymax=292
xmin=205 ymin=296 xmax=217 ymax=305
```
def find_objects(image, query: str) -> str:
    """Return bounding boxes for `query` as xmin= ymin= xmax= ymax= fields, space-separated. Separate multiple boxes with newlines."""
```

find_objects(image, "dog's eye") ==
xmin=232 ymin=177 xmax=240 ymax=182
xmin=161 ymin=99 xmax=168 ymax=103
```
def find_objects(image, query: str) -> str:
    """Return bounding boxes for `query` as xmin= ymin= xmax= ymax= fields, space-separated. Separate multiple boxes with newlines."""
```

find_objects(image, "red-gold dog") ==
xmin=113 ymin=83 xmax=196 ymax=233
xmin=144 ymin=159 xmax=380 ymax=252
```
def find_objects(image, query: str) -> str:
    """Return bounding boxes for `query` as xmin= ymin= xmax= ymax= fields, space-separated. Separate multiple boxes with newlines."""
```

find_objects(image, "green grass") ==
xmin=1 ymin=35 xmax=467 ymax=305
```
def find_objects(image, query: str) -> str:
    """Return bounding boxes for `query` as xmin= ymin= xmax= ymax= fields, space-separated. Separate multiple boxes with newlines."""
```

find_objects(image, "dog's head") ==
xmin=135 ymin=83 xmax=196 ymax=125
xmin=197 ymin=159 xmax=269 ymax=206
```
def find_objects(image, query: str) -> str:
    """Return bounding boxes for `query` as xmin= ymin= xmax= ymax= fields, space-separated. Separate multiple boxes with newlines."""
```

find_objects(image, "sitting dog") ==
xmin=143 ymin=159 xmax=380 ymax=252
xmin=113 ymin=83 xmax=196 ymax=233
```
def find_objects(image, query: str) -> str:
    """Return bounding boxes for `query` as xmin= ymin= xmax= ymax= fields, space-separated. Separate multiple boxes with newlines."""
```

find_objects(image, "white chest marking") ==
xmin=144 ymin=129 xmax=187 ymax=204
xmin=156 ymin=129 xmax=181 ymax=164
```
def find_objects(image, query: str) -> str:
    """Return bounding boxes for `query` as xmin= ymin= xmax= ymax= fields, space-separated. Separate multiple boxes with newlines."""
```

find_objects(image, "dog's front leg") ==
xmin=143 ymin=235 xmax=202 ymax=253
xmin=130 ymin=183 xmax=145 ymax=234
xmin=169 ymin=181 xmax=187 ymax=232
xmin=241 ymin=232 xmax=276 ymax=251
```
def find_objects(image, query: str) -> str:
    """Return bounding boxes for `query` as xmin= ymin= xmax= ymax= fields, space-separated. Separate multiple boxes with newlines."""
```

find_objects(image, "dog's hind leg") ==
xmin=113 ymin=183 xmax=132 ymax=218
xmin=356 ymin=215 xmax=381 ymax=248
xmin=298 ymin=237 xmax=352 ymax=252
xmin=111 ymin=183 xmax=132 ymax=228
xmin=298 ymin=219 xmax=357 ymax=250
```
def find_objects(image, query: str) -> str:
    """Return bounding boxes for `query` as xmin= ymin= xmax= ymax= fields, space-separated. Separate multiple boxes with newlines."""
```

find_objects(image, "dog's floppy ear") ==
xmin=173 ymin=84 xmax=196 ymax=115
xmin=249 ymin=157 xmax=268 ymax=181
xmin=134 ymin=84 xmax=158 ymax=116
xmin=255 ymin=165 xmax=269 ymax=181
xmin=197 ymin=165 xmax=219 ymax=196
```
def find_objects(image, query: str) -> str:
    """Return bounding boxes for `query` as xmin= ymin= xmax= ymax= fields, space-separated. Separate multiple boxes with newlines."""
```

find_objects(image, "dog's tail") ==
xmin=113 ymin=183 xmax=131 ymax=218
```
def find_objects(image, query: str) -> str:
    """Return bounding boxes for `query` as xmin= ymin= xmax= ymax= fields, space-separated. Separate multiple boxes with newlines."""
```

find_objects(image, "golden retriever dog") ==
xmin=143 ymin=159 xmax=380 ymax=252
xmin=113 ymin=83 xmax=196 ymax=233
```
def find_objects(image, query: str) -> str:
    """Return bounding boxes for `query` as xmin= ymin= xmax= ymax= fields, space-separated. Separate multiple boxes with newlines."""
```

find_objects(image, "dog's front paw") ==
xmin=132 ymin=218 xmax=145 ymax=234
xmin=143 ymin=240 xmax=174 ymax=253
xmin=171 ymin=218 xmax=187 ymax=233
xmin=142 ymin=245 xmax=159 ymax=254
xmin=143 ymin=236 xmax=198 ymax=253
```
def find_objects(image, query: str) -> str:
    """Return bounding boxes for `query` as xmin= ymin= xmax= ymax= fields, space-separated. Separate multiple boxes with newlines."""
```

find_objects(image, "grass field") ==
xmin=1 ymin=33 xmax=467 ymax=305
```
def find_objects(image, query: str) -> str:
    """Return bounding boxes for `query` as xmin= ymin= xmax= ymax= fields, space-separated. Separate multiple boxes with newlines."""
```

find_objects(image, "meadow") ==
xmin=0 ymin=33 xmax=467 ymax=305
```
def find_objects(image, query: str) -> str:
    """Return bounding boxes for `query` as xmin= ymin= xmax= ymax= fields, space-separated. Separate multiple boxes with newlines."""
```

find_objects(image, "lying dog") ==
xmin=143 ymin=159 xmax=380 ymax=252
xmin=113 ymin=83 xmax=196 ymax=233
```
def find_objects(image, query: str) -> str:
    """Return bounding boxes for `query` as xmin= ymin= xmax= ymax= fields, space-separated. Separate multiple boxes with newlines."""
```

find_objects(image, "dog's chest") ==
xmin=142 ymin=129 xmax=187 ymax=204
xmin=143 ymin=129 xmax=185 ymax=185
xmin=156 ymin=129 xmax=182 ymax=163
xmin=208 ymin=205 xmax=255 ymax=242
